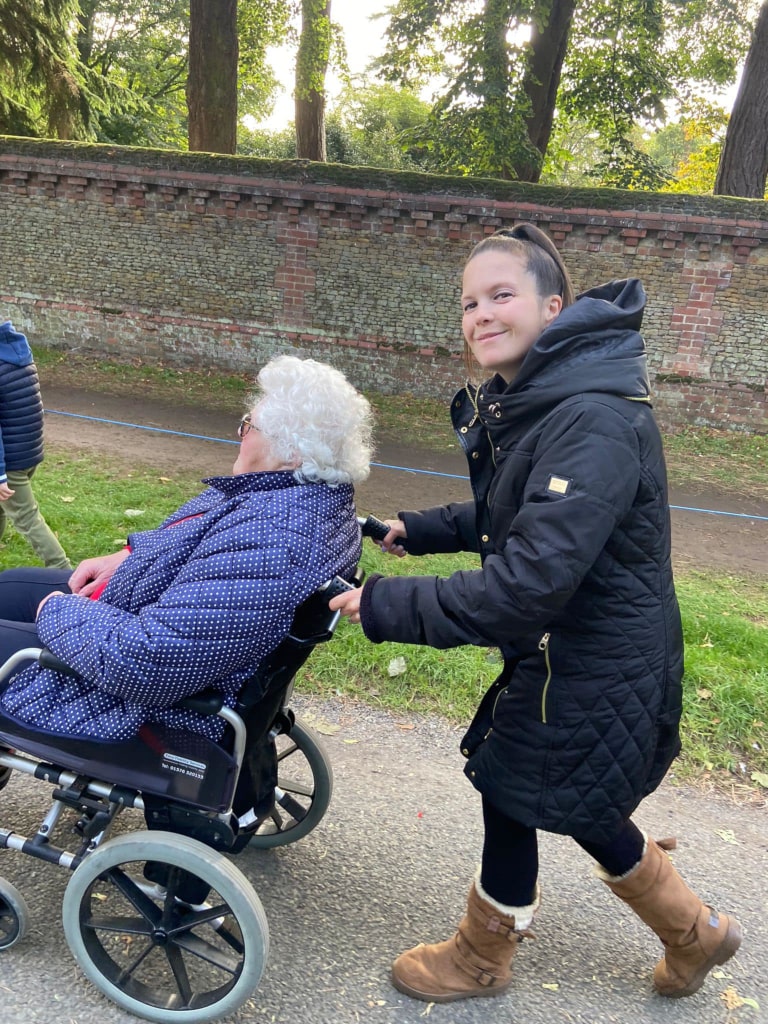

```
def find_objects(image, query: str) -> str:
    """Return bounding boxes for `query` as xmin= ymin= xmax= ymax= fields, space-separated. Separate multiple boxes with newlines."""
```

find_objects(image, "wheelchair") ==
xmin=0 ymin=515 xmax=389 ymax=1023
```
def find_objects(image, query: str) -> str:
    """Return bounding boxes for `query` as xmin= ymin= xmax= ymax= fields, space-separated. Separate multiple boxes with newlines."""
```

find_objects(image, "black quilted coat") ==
xmin=359 ymin=279 xmax=684 ymax=842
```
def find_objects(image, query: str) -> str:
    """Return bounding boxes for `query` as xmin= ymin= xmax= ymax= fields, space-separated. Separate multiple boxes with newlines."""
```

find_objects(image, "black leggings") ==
xmin=0 ymin=567 xmax=72 ymax=669
xmin=480 ymin=795 xmax=645 ymax=907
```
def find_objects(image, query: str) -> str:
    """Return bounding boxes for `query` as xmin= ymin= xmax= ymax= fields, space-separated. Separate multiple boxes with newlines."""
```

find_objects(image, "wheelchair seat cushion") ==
xmin=0 ymin=707 xmax=238 ymax=812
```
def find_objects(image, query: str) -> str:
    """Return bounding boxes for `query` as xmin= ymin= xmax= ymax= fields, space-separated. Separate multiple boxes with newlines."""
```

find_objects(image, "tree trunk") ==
xmin=516 ymin=0 xmax=577 ymax=182
xmin=187 ymin=0 xmax=239 ymax=153
xmin=295 ymin=0 xmax=331 ymax=161
xmin=714 ymin=0 xmax=768 ymax=198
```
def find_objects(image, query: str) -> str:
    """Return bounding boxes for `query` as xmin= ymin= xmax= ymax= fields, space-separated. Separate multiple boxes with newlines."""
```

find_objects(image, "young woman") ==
xmin=331 ymin=224 xmax=741 ymax=1003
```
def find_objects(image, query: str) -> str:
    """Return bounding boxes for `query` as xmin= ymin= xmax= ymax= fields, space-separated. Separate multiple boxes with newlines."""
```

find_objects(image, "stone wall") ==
xmin=1 ymin=138 xmax=767 ymax=432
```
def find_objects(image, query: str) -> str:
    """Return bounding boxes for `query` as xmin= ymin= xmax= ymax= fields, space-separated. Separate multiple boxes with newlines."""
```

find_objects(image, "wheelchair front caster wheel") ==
xmin=246 ymin=717 xmax=333 ymax=849
xmin=62 ymin=831 xmax=269 ymax=1024
xmin=0 ymin=878 xmax=30 ymax=950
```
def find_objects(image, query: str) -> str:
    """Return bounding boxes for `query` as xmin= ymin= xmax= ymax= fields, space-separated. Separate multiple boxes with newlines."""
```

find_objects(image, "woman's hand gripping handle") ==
xmin=330 ymin=514 xmax=409 ymax=624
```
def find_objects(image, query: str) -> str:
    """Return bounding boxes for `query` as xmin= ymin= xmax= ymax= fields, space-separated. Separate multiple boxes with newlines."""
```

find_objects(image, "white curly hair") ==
xmin=251 ymin=355 xmax=373 ymax=485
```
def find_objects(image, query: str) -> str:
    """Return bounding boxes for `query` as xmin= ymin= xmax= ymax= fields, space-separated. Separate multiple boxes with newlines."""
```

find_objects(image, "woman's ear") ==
xmin=544 ymin=294 xmax=563 ymax=325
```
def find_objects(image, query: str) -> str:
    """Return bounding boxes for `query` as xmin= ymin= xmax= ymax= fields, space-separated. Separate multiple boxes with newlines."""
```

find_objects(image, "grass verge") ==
xmin=2 ymin=449 xmax=765 ymax=790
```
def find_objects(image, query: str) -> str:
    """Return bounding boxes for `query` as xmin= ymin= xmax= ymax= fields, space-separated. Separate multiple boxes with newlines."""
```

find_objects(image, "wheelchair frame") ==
xmin=0 ymin=530 xmax=376 ymax=1024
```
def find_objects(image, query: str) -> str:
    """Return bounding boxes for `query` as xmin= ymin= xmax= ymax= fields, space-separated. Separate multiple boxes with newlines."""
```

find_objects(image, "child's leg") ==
xmin=391 ymin=797 xmax=540 ymax=1004
xmin=480 ymin=795 xmax=539 ymax=905
xmin=583 ymin=820 xmax=741 ymax=997
xmin=3 ymin=468 xmax=71 ymax=569
xmin=575 ymin=818 xmax=645 ymax=876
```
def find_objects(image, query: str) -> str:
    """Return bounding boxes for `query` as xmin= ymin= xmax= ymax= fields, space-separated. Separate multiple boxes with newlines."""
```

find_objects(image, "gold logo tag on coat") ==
xmin=546 ymin=475 xmax=571 ymax=495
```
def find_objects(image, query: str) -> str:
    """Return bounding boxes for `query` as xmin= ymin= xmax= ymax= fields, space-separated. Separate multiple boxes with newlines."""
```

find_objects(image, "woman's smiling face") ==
xmin=461 ymin=250 xmax=562 ymax=383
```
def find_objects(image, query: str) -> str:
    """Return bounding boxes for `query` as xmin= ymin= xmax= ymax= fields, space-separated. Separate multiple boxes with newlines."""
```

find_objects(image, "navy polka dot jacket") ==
xmin=0 ymin=472 xmax=360 ymax=741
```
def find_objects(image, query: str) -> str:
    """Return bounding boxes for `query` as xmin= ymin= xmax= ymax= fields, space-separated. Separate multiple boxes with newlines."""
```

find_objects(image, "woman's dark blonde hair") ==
xmin=462 ymin=223 xmax=575 ymax=379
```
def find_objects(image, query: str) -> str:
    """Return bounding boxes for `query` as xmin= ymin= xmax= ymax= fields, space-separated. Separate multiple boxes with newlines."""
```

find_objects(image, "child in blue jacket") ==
xmin=0 ymin=321 xmax=70 ymax=569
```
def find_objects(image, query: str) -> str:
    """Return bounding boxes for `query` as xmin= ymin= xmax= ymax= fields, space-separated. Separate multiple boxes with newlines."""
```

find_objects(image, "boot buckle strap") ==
xmin=486 ymin=914 xmax=523 ymax=942
xmin=472 ymin=967 xmax=497 ymax=987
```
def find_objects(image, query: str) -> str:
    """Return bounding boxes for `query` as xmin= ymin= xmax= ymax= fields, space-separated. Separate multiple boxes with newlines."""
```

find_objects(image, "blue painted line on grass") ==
xmin=45 ymin=408 xmax=768 ymax=523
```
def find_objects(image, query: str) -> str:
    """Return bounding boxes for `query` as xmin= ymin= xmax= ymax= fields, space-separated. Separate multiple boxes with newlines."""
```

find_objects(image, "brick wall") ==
xmin=1 ymin=139 xmax=766 ymax=432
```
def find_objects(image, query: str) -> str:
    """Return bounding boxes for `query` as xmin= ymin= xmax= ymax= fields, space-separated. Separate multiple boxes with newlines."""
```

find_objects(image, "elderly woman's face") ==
xmin=232 ymin=406 xmax=299 ymax=476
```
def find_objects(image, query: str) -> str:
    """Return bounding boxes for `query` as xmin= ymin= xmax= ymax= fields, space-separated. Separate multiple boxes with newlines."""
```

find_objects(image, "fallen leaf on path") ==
xmin=542 ymin=982 xmax=560 ymax=990
xmin=397 ymin=722 xmax=415 ymax=731
xmin=714 ymin=829 xmax=739 ymax=844
xmin=314 ymin=721 xmax=341 ymax=735
xmin=721 ymin=986 xmax=760 ymax=1010
xmin=299 ymin=713 xmax=340 ymax=735
xmin=751 ymin=770 xmax=768 ymax=788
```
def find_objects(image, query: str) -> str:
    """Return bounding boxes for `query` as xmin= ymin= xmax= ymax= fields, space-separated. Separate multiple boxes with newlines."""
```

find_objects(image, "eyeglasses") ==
xmin=238 ymin=414 xmax=258 ymax=439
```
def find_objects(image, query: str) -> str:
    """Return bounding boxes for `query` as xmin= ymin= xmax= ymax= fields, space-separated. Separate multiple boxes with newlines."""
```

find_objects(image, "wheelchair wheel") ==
xmin=62 ymin=830 xmax=269 ymax=1024
xmin=0 ymin=878 xmax=29 ymax=950
xmin=247 ymin=717 xmax=333 ymax=850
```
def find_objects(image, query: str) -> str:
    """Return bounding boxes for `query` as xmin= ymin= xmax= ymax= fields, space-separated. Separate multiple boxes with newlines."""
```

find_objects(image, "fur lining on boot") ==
xmin=592 ymin=833 xmax=649 ymax=884
xmin=474 ymin=869 xmax=540 ymax=930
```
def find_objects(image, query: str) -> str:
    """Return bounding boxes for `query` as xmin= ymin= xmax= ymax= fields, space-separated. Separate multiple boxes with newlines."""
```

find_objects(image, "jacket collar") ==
xmin=202 ymin=471 xmax=300 ymax=496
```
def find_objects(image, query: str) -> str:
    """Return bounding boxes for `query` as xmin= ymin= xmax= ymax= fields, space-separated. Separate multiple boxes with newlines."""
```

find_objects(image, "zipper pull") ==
xmin=538 ymin=632 xmax=550 ymax=651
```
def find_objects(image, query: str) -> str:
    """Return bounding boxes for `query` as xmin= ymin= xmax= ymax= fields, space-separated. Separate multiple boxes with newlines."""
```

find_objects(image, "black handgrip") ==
xmin=358 ymin=514 xmax=408 ymax=550
xmin=317 ymin=575 xmax=356 ymax=601
xmin=176 ymin=690 xmax=225 ymax=715
xmin=38 ymin=648 xmax=80 ymax=678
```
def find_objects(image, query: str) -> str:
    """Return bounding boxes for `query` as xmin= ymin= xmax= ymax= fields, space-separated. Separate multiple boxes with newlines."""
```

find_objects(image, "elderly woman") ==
xmin=0 ymin=355 xmax=372 ymax=746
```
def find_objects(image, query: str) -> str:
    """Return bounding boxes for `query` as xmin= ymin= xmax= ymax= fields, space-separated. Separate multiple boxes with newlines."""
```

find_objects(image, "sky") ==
xmin=257 ymin=2 xmax=391 ymax=129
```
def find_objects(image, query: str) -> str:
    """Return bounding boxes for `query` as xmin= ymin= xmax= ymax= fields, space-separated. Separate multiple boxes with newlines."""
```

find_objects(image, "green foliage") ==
xmin=328 ymin=82 xmax=432 ymax=169
xmin=239 ymin=81 xmax=433 ymax=170
xmin=0 ymin=1 xmax=292 ymax=147
xmin=676 ymin=571 xmax=768 ymax=778
xmin=0 ymin=0 xmax=91 ymax=138
xmin=78 ymin=0 xmax=291 ymax=148
xmin=378 ymin=0 xmax=755 ymax=187
xmin=589 ymin=138 xmax=673 ymax=191
xmin=665 ymin=0 xmax=754 ymax=91
xmin=555 ymin=0 xmax=679 ymax=187
xmin=378 ymin=0 xmax=542 ymax=178
xmin=640 ymin=101 xmax=729 ymax=195
xmin=295 ymin=0 xmax=333 ymax=100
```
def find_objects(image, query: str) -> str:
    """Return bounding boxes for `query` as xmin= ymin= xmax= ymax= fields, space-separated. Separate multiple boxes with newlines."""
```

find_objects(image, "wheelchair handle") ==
xmin=317 ymin=575 xmax=356 ymax=601
xmin=38 ymin=648 xmax=80 ymax=677
xmin=357 ymin=514 xmax=408 ymax=550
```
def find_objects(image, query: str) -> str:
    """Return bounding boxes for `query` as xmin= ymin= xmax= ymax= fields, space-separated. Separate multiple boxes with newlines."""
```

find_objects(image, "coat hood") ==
xmin=0 ymin=321 xmax=34 ymax=367
xmin=481 ymin=278 xmax=650 ymax=416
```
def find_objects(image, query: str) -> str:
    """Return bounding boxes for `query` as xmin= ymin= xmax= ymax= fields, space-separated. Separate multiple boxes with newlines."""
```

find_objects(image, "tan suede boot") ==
xmin=391 ymin=875 xmax=538 ymax=1003
xmin=601 ymin=836 xmax=742 ymax=997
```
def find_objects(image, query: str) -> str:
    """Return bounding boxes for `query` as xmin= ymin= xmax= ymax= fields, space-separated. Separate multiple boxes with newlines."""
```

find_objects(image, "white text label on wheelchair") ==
xmin=161 ymin=752 xmax=207 ymax=780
